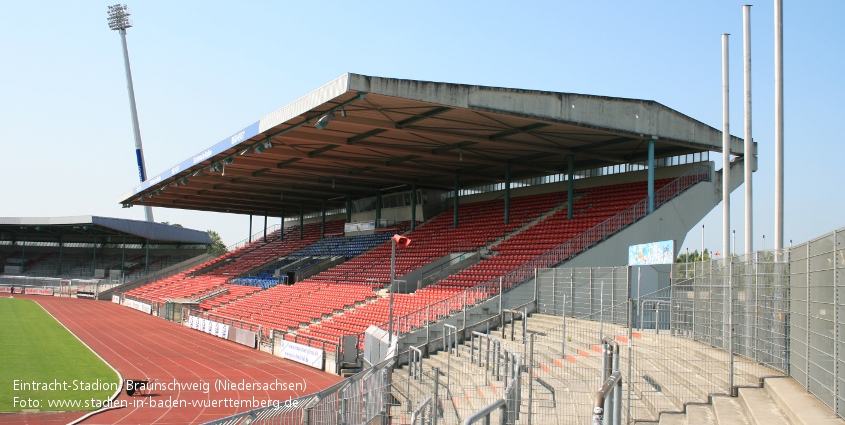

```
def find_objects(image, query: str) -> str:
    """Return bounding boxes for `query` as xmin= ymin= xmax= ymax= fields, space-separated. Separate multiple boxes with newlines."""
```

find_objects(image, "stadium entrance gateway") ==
xmin=163 ymin=298 xmax=197 ymax=322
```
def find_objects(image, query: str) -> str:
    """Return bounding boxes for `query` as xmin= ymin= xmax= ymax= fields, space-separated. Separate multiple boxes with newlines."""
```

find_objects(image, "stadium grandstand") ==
xmin=12 ymin=74 xmax=841 ymax=424
xmin=0 ymin=216 xmax=211 ymax=296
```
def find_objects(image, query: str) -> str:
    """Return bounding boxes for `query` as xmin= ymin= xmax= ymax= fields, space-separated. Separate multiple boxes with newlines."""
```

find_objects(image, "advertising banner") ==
xmin=124 ymin=298 xmax=153 ymax=314
xmin=112 ymin=295 xmax=121 ymax=304
xmin=25 ymin=288 xmax=54 ymax=296
xmin=628 ymin=240 xmax=675 ymax=266
xmin=277 ymin=340 xmax=324 ymax=369
xmin=188 ymin=316 xmax=231 ymax=340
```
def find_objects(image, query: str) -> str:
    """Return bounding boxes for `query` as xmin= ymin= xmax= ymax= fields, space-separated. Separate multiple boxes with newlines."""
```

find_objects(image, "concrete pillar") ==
xmin=411 ymin=184 xmax=417 ymax=231
xmin=376 ymin=192 xmax=382 ymax=225
xmin=567 ymin=155 xmax=574 ymax=219
xmin=453 ymin=175 xmax=459 ymax=228
xmin=120 ymin=236 xmax=125 ymax=278
xmin=92 ymin=236 xmax=97 ymax=276
xmin=321 ymin=199 xmax=326 ymax=238
xmin=504 ymin=166 xmax=511 ymax=225
xmin=345 ymin=197 xmax=352 ymax=223
xmin=648 ymin=139 xmax=655 ymax=213
xmin=58 ymin=237 xmax=64 ymax=275
xmin=144 ymin=239 xmax=150 ymax=275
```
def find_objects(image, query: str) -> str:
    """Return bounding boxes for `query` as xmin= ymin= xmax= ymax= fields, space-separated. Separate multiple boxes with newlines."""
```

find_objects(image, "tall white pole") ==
xmin=722 ymin=33 xmax=731 ymax=258
xmin=743 ymin=5 xmax=753 ymax=255
xmin=774 ymin=0 xmax=784 ymax=250
xmin=116 ymin=20 xmax=153 ymax=222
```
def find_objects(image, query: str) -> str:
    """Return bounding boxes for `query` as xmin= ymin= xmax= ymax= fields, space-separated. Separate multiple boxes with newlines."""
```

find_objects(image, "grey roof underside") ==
xmin=346 ymin=74 xmax=745 ymax=154
xmin=0 ymin=216 xmax=211 ymax=244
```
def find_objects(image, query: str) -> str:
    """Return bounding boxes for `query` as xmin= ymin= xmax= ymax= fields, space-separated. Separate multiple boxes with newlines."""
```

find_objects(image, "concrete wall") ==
xmin=560 ymin=159 xmax=745 ymax=292
xmin=395 ymin=253 xmax=467 ymax=293
xmin=351 ymin=205 xmax=424 ymax=225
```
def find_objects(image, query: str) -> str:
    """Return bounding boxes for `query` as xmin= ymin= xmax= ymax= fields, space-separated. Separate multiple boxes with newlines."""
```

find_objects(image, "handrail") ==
xmin=409 ymin=346 xmax=423 ymax=381
xmin=443 ymin=324 xmax=459 ymax=357
xmin=592 ymin=371 xmax=623 ymax=425
xmin=463 ymin=398 xmax=507 ymax=425
xmin=421 ymin=252 xmax=472 ymax=280
xmin=410 ymin=395 xmax=433 ymax=425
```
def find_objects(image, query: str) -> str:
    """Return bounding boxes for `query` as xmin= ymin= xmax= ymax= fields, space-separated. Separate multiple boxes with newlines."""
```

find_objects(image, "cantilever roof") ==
xmin=0 ymin=216 xmax=212 ymax=244
xmin=119 ymin=73 xmax=749 ymax=217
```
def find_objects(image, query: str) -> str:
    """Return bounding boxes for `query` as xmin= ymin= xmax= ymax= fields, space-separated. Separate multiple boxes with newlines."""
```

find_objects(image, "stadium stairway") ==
xmin=391 ymin=311 xmax=841 ymax=425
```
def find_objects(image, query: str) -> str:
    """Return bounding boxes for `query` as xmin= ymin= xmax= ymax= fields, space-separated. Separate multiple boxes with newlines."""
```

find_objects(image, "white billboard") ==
xmin=628 ymin=240 xmax=675 ymax=266
xmin=277 ymin=340 xmax=324 ymax=369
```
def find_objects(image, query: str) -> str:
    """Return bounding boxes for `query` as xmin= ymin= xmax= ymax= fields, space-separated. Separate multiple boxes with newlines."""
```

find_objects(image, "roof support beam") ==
xmin=395 ymin=106 xmax=451 ymax=128
xmin=277 ymin=129 xmax=564 ymax=173
xmin=339 ymin=115 xmax=625 ymax=163
xmin=489 ymin=123 xmax=550 ymax=140
xmin=308 ymin=144 xmax=339 ymax=158
xmin=385 ymin=155 xmax=422 ymax=166
xmin=347 ymin=128 xmax=387 ymax=144
xmin=431 ymin=141 xmax=477 ymax=154
xmin=572 ymin=137 xmax=636 ymax=152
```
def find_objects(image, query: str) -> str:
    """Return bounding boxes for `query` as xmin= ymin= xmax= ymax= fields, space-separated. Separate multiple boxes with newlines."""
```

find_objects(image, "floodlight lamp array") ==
xmin=107 ymin=4 xmax=132 ymax=31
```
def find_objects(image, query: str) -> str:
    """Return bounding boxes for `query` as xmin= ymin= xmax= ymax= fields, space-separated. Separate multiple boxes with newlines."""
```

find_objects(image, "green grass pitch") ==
xmin=0 ymin=298 xmax=120 ymax=412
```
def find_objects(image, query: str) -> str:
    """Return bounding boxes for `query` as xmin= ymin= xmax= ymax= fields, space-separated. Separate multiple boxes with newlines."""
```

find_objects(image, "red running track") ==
xmin=3 ymin=295 xmax=341 ymax=425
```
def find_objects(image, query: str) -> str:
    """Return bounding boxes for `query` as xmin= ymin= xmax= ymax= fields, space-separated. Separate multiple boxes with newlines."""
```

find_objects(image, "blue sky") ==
xmin=1 ymin=1 xmax=842 ymax=254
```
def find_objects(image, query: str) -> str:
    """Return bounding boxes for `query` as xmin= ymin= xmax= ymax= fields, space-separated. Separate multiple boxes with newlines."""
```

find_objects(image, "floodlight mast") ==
xmin=108 ymin=4 xmax=153 ymax=222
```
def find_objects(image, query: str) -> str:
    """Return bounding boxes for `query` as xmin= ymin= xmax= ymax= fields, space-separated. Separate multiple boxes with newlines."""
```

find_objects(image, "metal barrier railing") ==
xmin=444 ymin=324 xmax=459 ymax=357
xmin=409 ymin=345 xmax=423 ymax=381
xmin=639 ymin=299 xmax=670 ymax=333
xmin=463 ymin=397 xmax=508 ymax=425
xmin=410 ymin=395 xmax=434 ymax=425
xmin=592 ymin=371 xmax=622 ymax=425
xmin=470 ymin=331 xmax=502 ymax=382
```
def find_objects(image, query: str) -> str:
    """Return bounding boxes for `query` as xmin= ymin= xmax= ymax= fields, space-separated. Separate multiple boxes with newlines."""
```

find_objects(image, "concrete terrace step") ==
xmin=738 ymin=386 xmax=790 ymax=425
xmin=764 ymin=377 xmax=845 ymax=425
xmin=686 ymin=404 xmax=717 ymax=425
xmin=712 ymin=396 xmax=752 ymax=425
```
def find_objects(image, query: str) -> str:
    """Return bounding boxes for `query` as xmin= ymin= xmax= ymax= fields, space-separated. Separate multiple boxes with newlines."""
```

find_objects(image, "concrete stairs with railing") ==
xmin=483 ymin=313 xmax=842 ymax=425
xmin=658 ymin=377 xmax=844 ymax=425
